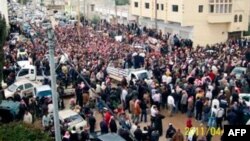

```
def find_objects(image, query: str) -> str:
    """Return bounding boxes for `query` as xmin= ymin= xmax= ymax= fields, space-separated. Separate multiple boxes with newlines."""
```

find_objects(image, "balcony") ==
xmin=207 ymin=14 xmax=232 ymax=23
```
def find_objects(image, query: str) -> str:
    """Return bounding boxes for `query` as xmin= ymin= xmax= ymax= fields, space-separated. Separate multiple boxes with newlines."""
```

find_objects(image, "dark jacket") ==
xmin=134 ymin=128 xmax=143 ymax=141
xmin=109 ymin=118 xmax=117 ymax=133
xmin=70 ymin=130 xmax=78 ymax=141
xmin=166 ymin=125 xmax=176 ymax=138
xmin=88 ymin=115 xmax=96 ymax=133
xmin=100 ymin=120 xmax=109 ymax=134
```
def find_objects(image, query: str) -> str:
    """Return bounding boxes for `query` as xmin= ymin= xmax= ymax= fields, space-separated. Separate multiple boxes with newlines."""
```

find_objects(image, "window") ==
xmin=220 ymin=4 xmax=223 ymax=13
xmin=209 ymin=0 xmax=232 ymax=13
xmin=18 ymin=69 xmax=29 ymax=77
xmin=161 ymin=4 xmax=164 ymax=10
xmin=90 ymin=4 xmax=95 ymax=12
xmin=157 ymin=4 xmax=159 ymax=10
xmin=239 ymin=15 xmax=242 ymax=22
xmin=234 ymin=15 xmax=238 ymax=22
xmin=210 ymin=5 xmax=214 ymax=13
xmin=18 ymin=85 xmax=24 ymax=90
xmin=24 ymin=83 xmax=33 ymax=89
xmin=134 ymin=2 xmax=138 ymax=8
xmin=224 ymin=4 xmax=228 ymax=13
xmin=216 ymin=4 xmax=219 ymax=13
xmin=31 ymin=69 xmax=34 ymax=74
xmin=145 ymin=3 xmax=150 ymax=9
xmin=229 ymin=4 xmax=232 ymax=13
xmin=172 ymin=5 xmax=178 ymax=12
xmin=198 ymin=5 xmax=203 ymax=13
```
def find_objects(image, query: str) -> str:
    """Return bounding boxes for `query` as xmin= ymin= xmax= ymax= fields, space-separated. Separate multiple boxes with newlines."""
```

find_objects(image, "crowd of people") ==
xmin=2 ymin=11 xmax=250 ymax=141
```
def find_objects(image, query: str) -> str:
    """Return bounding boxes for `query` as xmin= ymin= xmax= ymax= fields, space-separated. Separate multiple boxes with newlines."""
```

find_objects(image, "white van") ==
xmin=15 ymin=65 xmax=44 ymax=82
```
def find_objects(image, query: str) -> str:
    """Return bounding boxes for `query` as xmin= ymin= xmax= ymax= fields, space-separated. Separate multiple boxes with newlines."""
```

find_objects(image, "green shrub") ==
xmin=0 ymin=122 xmax=52 ymax=141
xmin=115 ymin=0 xmax=129 ymax=5
xmin=92 ymin=15 xmax=100 ymax=24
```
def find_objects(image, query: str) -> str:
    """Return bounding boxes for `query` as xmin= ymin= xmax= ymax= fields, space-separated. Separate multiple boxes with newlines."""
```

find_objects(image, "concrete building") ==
xmin=0 ymin=0 xmax=9 ymax=25
xmin=64 ymin=0 xmax=110 ymax=19
xmin=130 ymin=0 xmax=250 ymax=46
xmin=95 ymin=5 xmax=133 ymax=24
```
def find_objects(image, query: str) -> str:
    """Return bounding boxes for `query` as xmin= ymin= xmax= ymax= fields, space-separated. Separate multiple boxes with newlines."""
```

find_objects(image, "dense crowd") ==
xmin=2 ymin=15 xmax=250 ymax=141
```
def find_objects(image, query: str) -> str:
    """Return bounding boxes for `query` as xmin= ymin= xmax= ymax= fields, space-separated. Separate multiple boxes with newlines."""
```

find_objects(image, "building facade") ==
xmin=0 ymin=0 xmax=9 ymax=25
xmin=64 ymin=0 xmax=110 ymax=19
xmin=130 ymin=0 xmax=250 ymax=46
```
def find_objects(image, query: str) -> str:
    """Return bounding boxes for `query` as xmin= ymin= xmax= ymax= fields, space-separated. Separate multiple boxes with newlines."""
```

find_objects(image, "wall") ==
xmin=0 ymin=0 xmax=9 ymax=25
xmin=140 ymin=0 xmax=153 ymax=18
xmin=130 ymin=0 xmax=141 ymax=16
xmin=166 ymin=0 xmax=183 ymax=23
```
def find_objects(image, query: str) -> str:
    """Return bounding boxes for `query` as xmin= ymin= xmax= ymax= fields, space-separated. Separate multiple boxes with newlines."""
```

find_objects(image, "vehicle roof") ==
xmin=239 ymin=93 xmax=250 ymax=96
xmin=98 ymin=133 xmax=126 ymax=141
xmin=233 ymin=67 xmax=247 ymax=70
xmin=13 ymin=79 xmax=37 ymax=85
xmin=59 ymin=109 xmax=79 ymax=119
xmin=132 ymin=70 xmax=148 ymax=75
xmin=0 ymin=100 xmax=20 ymax=115
xmin=36 ymin=85 xmax=51 ymax=92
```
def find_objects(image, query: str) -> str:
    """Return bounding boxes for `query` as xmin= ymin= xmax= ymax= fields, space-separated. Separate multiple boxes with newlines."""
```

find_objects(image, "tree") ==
xmin=0 ymin=122 xmax=52 ymax=141
xmin=92 ymin=15 xmax=100 ymax=24
xmin=18 ymin=0 xmax=29 ymax=5
xmin=0 ymin=14 xmax=7 ymax=87
xmin=115 ymin=0 xmax=129 ymax=5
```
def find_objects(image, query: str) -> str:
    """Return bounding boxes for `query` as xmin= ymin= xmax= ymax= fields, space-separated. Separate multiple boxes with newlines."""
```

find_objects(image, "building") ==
xmin=0 ymin=0 xmax=9 ymax=25
xmin=130 ymin=0 xmax=250 ymax=46
xmin=64 ymin=0 xmax=105 ymax=19
xmin=95 ymin=5 xmax=133 ymax=24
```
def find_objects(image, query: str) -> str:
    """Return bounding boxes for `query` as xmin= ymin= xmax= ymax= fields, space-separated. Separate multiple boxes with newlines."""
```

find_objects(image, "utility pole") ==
xmin=46 ymin=25 xmax=61 ymax=141
xmin=83 ymin=0 xmax=86 ymax=18
xmin=155 ymin=0 xmax=158 ymax=31
xmin=77 ymin=0 xmax=81 ymax=41
xmin=52 ymin=0 xmax=55 ymax=5
xmin=115 ymin=0 xmax=117 ymax=25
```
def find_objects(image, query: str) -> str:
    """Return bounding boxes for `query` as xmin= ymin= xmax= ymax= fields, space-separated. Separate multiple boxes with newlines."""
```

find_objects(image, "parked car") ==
xmin=239 ymin=93 xmax=250 ymax=107
xmin=58 ymin=109 xmax=87 ymax=132
xmin=4 ymin=79 xmax=41 ymax=99
xmin=0 ymin=100 xmax=20 ymax=123
xmin=97 ymin=133 xmax=126 ymax=141
xmin=230 ymin=67 xmax=246 ymax=79
xmin=34 ymin=85 xmax=53 ymax=100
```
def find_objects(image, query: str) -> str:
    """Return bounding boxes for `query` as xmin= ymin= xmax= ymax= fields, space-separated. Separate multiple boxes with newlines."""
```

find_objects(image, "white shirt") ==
xmin=167 ymin=95 xmax=175 ymax=107
xmin=211 ymin=99 xmax=220 ymax=110
xmin=152 ymin=93 xmax=161 ymax=102
xmin=216 ymin=108 xmax=224 ymax=118
xmin=206 ymin=91 xmax=212 ymax=100
xmin=130 ymin=124 xmax=137 ymax=135
xmin=150 ymin=106 xmax=158 ymax=117
xmin=211 ymin=108 xmax=218 ymax=117
xmin=162 ymin=75 xmax=167 ymax=83
xmin=23 ymin=112 xmax=32 ymax=124
xmin=166 ymin=76 xmax=172 ymax=84
xmin=42 ymin=115 xmax=50 ymax=127
xmin=121 ymin=89 xmax=128 ymax=102
xmin=48 ymin=103 xmax=54 ymax=113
